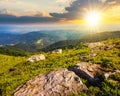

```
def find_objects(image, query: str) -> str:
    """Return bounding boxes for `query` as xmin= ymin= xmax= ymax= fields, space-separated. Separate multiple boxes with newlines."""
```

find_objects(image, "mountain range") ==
xmin=0 ymin=30 xmax=120 ymax=52
xmin=0 ymin=30 xmax=85 ymax=51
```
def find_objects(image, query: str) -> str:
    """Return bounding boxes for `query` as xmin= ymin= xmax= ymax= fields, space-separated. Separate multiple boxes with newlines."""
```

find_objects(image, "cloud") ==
xmin=0 ymin=9 xmax=59 ymax=24
xmin=0 ymin=0 xmax=119 ymax=24
xmin=56 ymin=0 xmax=73 ymax=5
xmin=0 ymin=9 xmax=20 ymax=16
xmin=0 ymin=9 xmax=51 ymax=17
xmin=0 ymin=14 xmax=60 ymax=24
xmin=51 ymin=0 xmax=120 ymax=20
xmin=23 ymin=10 xmax=51 ymax=17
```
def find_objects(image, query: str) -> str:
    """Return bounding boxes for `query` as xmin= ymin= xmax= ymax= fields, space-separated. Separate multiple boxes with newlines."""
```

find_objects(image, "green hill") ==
xmin=0 ymin=47 xmax=29 ymax=56
xmin=42 ymin=31 xmax=120 ymax=51
xmin=0 ymin=38 xmax=120 ymax=96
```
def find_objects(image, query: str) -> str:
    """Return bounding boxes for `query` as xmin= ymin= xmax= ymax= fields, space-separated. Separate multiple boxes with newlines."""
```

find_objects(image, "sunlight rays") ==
xmin=85 ymin=10 xmax=101 ymax=27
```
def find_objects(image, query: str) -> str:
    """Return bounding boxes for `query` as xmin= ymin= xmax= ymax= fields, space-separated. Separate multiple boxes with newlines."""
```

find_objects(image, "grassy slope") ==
xmin=0 ymin=38 xmax=120 ymax=96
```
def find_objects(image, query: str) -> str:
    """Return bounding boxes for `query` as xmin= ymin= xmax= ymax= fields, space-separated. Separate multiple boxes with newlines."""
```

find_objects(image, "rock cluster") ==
xmin=14 ymin=61 xmax=120 ymax=96
xmin=84 ymin=42 xmax=116 ymax=54
xmin=14 ymin=68 xmax=87 ymax=96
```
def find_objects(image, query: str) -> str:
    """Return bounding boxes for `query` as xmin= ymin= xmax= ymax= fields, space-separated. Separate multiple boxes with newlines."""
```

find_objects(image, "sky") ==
xmin=0 ymin=0 xmax=120 ymax=24
xmin=0 ymin=0 xmax=120 ymax=33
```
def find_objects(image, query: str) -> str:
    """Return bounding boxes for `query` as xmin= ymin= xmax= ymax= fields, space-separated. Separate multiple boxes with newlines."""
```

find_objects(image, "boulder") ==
xmin=14 ymin=68 xmax=87 ymax=96
xmin=69 ymin=62 xmax=102 ymax=84
xmin=52 ymin=49 xmax=62 ymax=54
xmin=27 ymin=54 xmax=45 ymax=62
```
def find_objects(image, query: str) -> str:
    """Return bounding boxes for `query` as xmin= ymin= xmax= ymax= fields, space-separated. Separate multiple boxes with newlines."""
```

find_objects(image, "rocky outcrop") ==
xmin=52 ymin=49 xmax=62 ymax=54
xmin=14 ymin=68 xmax=87 ymax=96
xmin=85 ymin=42 xmax=115 ymax=53
xmin=69 ymin=62 xmax=102 ymax=84
xmin=27 ymin=54 xmax=45 ymax=62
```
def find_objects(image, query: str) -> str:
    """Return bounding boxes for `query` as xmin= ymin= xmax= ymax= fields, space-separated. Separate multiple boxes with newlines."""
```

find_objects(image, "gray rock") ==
xmin=14 ymin=68 xmax=87 ymax=96
xmin=69 ymin=62 xmax=102 ymax=84
xmin=27 ymin=54 xmax=45 ymax=62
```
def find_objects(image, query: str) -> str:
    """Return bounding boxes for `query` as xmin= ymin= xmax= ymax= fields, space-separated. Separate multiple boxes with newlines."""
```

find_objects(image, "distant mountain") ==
xmin=42 ymin=31 xmax=120 ymax=51
xmin=0 ymin=32 xmax=18 ymax=45
xmin=0 ymin=30 xmax=85 ymax=51
xmin=1 ymin=31 xmax=119 ymax=52
xmin=0 ymin=32 xmax=64 ymax=45
xmin=34 ymin=30 xmax=86 ymax=40
xmin=0 ymin=30 xmax=85 ymax=45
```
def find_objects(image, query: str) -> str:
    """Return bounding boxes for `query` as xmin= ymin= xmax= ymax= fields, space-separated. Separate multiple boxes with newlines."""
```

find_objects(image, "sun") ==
xmin=85 ymin=11 xmax=101 ymax=27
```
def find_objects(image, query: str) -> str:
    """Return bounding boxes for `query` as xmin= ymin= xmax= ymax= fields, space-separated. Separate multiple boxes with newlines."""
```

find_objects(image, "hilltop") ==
xmin=0 ymin=37 xmax=120 ymax=96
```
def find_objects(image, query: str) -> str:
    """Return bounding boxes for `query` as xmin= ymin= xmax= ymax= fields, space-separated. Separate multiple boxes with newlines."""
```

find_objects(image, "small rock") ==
xmin=102 ymin=70 xmax=120 ymax=80
xmin=89 ymin=53 xmax=97 ymax=58
xmin=79 ymin=56 xmax=87 ymax=61
xmin=27 ymin=54 xmax=45 ymax=62
xmin=52 ymin=49 xmax=62 ymax=54
xmin=86 ymin=42 xmax=103 ymax=48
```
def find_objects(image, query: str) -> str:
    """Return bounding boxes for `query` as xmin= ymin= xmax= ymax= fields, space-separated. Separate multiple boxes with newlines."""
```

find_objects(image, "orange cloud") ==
xmin=0 ymin=9 xmax=51 ymax=17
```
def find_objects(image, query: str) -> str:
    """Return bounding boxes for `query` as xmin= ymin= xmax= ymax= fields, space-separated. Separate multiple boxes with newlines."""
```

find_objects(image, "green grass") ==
xmin=0 ymin=38 xmax=120 ymax=96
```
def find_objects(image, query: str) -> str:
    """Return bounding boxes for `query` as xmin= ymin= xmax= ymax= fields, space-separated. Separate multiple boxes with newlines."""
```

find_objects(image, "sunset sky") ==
xmin=0 ymin=0 xmax=120 ymax=24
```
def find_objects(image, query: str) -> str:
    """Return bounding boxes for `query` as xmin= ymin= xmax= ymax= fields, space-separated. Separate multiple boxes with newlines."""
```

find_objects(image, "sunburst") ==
xmin=85 ymin=10 xmax=101 ymax=27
